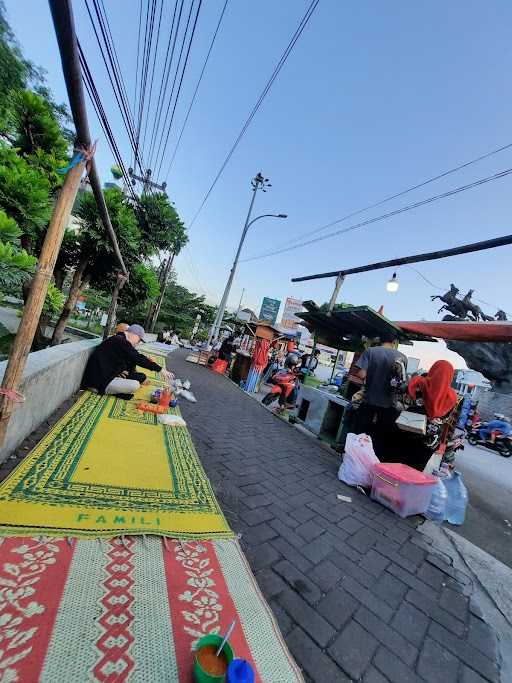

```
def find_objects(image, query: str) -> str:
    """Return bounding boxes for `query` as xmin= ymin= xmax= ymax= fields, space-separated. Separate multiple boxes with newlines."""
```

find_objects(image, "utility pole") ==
xmin=128 ymin=167 xmax=167 ymax=194
xmin=147 ymin=252 xmax=175 ymax=332
xmin=208 ymin=173 xmax=287 ymax=345
xmin=0 ymin=162 xmax=86 ymax=444
xmin=235 ymin=288 xmax=245 ymax=321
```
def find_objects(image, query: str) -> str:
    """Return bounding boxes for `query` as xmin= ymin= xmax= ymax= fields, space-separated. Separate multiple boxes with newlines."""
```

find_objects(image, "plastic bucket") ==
xmin=211 ymin=359 xmax=228 ymax=374
xmin=194 ymin=634 xmax=234 ymax=683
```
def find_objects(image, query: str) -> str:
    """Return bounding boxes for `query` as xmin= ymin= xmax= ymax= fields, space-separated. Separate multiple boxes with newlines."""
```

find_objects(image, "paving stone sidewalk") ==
xmin=172 ymin=350 xmax=502 ymax=683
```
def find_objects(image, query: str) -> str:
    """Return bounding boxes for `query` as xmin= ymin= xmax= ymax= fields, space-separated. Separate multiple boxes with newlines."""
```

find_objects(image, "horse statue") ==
xmin=431 ymin=284 xmax=466 ymax=318
xmin=461 ymin=290 xmax=495 ymax=321
xmin=496 ymin=309 xmax=508 ymax=321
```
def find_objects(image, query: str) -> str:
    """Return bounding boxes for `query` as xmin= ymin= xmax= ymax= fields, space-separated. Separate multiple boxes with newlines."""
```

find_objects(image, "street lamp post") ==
xmin=208 ymin=172 xmax=287 ymax=344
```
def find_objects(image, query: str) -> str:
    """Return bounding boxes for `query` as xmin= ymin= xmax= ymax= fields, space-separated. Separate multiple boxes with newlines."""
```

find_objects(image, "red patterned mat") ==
xmin=0 ymin=536 xmax=302 ymax=682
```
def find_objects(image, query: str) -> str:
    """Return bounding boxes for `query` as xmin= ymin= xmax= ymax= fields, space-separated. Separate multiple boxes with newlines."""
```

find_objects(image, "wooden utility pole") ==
xmin=103 ymin=273 xmax=128 ymax=340
xmin=0 ymin=162 xmax=85 ymax=445
xmin=147 ymin=252 xmax=175 ymax=332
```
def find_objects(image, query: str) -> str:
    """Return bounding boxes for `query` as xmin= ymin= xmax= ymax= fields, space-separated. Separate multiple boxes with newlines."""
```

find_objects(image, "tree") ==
xmin=156 ymin=281 xmax=215 ymax=337
xmin=51 ymin=188 xmax=140 ymax=345
xmin=0 ymin=209 xmax=36 ymax=294
xmin=137 ymin=192 xmax=188 ymax=330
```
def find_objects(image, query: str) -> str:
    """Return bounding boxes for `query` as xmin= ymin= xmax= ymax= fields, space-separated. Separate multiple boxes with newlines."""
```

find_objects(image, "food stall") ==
xmin=293 ymin=302 xmax=435 ymax=446
xmin=231 ymin=321 xmax=297 ymax=390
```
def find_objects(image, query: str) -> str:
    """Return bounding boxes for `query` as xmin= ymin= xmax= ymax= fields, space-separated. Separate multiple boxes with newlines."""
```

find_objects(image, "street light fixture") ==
xmin=208 ymin=173 xmax=287 ymax=344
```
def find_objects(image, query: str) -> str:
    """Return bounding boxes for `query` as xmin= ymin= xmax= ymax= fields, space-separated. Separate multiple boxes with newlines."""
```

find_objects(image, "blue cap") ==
xmin=226 ymin=659 xmax=255 ymax=683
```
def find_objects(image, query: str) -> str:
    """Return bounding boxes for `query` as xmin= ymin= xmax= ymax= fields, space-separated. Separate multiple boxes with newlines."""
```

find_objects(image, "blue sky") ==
xmin=4 ymin=1 xmax=512 ymax=364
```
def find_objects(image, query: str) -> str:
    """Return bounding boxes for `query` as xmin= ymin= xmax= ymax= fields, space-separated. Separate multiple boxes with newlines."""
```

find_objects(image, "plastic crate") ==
xmin=371 ymin=462 xmax=436 ymax=518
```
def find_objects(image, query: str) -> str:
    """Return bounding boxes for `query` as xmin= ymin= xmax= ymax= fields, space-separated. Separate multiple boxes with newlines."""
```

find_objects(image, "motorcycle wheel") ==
xmin=262 ymin=393 xmax=276 ymax=406
xmin=497 ymin=443 xmax=512 ymax=458
xmin=467 ymin=434 xmax=478 ymax=446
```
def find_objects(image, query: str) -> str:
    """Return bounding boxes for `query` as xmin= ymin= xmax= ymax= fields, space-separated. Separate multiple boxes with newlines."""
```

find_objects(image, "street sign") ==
xmin=281 ymin=297 xmax=303 ymax=329
xmin=259 ymin=297 xmax=281 ymax=324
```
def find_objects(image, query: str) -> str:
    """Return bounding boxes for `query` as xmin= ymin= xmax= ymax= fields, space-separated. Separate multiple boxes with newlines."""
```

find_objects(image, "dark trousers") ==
xmin=354 ymin=403 xmax=400 ymax=460
xmin=126 ymin=370 xmax=147 ymax=384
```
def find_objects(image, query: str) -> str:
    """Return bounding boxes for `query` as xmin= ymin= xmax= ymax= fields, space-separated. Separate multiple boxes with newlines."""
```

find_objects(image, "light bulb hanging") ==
xmin=386 ymin=272 xmax=399 ymax=293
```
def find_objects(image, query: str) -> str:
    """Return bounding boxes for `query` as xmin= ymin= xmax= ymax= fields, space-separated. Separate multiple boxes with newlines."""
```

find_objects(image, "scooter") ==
xmin=261 ymin=368 xmax=300 ymax=408
xmin=466 ymin=422 xmax=512 ymax=457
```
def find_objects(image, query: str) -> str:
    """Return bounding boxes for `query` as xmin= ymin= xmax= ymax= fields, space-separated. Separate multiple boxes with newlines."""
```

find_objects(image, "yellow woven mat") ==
xmin=0 ymin=379 xmax=232 ymax=539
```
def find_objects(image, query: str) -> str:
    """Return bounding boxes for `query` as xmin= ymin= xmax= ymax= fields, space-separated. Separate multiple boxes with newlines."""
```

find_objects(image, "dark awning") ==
xmin=297 ymin=302 xmax=436 ymax=350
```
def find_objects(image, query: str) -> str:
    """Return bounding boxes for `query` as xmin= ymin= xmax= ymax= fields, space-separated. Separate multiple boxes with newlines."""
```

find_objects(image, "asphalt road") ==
xmin=455 ymin=441 xmax=512 ymax=568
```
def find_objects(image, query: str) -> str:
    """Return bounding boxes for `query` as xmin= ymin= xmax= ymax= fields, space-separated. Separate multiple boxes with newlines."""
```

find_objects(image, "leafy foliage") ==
xmin=119 ymin=263 xmax=160 ymax=310
xmin=0 ymin=143 xmax=51 ymax=238
xmin=137 ymin=192 xmax=188 ymax=258
xmin=0 ymin=208 xmax=36 ymax=293
xmin=42 ymin=282 xmax=65 ymax=317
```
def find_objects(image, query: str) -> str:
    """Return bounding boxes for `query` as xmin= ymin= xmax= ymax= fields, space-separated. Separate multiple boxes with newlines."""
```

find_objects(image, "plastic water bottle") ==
xmin=424 ymin=471 xmax=447 ymax=524
xmin=444 ymin=470 xmax=468 ymax=525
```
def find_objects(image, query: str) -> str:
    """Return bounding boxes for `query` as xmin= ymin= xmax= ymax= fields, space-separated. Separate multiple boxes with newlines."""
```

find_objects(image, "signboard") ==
xmin=259 ymin=297 xmax=281 ymax=325
xmin=280 ymin=297 xmax=303 ymax=329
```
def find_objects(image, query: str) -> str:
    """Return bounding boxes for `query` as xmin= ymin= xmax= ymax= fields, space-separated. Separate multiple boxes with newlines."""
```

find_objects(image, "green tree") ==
xmin=51 ymin=188 xmax=140 ymax=345
xmin=0 ymin=143 xmax=51 ymax=247
xmin=156 ymin=281 xmax=215 ymax=337
xmin=0 ymin=208 xmax=36 ymax=294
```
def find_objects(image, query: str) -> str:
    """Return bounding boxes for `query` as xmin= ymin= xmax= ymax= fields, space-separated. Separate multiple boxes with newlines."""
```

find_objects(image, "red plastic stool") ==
xmin=211 ymin=359 xmax=228 ymax=374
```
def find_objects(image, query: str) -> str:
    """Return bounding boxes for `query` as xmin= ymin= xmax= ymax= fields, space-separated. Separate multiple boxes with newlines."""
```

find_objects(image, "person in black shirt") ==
xmin=81 ymin=324 xmax=172 ymax=398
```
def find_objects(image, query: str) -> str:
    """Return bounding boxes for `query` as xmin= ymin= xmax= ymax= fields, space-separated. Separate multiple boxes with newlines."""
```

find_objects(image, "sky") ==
xmin=4 ymin=0 xmax=512 ymax=368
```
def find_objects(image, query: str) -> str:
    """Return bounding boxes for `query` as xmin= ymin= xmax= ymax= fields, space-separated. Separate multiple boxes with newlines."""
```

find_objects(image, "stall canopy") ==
xmin=297 ymin=302 xmax=436 ymax=350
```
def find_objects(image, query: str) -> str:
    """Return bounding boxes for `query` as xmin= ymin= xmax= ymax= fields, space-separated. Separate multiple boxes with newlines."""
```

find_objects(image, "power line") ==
xmin=268 ymin=141 xmax=512 ymax=253
xmin=188 ymin=0 xmax=320 ymax=229
xmin=83 ymin=0 xmax=147 ymax=173
xmin=147 ymin=0 xmax=182 ymax=169
xmin=155 ymin=0 xmax=203 ymax=179
xmin=140 ymin=0 xmax=164 ymax=161
xmin=153 ymin=0 xmax=201 ymax=178
xmin=244 ymin=166 xmax=512 ymax=262
xmin=164 ymin=0 xmax=229 ymax=181
xmin=407 ymin=266 xmax=509 ymax=317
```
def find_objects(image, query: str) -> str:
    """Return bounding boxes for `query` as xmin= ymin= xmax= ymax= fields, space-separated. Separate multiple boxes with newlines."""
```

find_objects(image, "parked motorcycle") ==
xmin=466 ymin=422 xmax=512 ymax=457
xmin=261 ymin=354 xmax=301 ymax=408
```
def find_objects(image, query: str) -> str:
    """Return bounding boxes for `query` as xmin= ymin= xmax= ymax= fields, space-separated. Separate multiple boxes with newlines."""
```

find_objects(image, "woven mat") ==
xmin=0 ymin=536 xmax=303 ymax=682
xmin=0 ymin=384 xmax=231 ymax=539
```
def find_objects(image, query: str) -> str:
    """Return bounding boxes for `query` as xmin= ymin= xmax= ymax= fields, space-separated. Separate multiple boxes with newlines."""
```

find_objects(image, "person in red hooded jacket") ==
xmin=387 ymin=360 xmax=460 ymax=470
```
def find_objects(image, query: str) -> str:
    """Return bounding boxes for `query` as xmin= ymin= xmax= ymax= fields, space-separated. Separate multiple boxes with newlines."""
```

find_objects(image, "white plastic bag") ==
xmin=338 ymin=433 xmax=379 ymax=487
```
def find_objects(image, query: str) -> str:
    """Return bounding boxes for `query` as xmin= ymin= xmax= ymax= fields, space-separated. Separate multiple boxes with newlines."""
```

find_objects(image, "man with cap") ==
xmin=81 ymin=324 xmax=172 ymax=399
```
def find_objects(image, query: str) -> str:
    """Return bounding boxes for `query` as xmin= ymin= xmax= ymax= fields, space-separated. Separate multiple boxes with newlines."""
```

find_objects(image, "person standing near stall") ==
xmin=353 ymin=332 xmax=407 ymax=457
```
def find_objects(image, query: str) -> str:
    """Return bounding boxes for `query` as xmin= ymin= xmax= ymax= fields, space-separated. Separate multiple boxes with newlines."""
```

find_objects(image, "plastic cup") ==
xmin=194 ymin=634 xmax=234 ymax=683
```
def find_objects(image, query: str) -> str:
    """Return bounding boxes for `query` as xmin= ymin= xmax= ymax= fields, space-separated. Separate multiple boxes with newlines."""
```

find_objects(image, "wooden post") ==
xmin=0 ymin=162 xmax=85 ymax=446
xmin=148 ymin=252 xmax=174 ymax=332
xmin=327 ymin=273 xmax=345 ymax=315
xmin=103 ymin=273 xmax=127 ymax=340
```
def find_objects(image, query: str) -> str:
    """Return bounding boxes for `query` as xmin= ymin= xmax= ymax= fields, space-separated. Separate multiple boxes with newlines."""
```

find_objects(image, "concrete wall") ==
xmin=476 ymin=391 xmax=512 ymax=422
xmin=0 ymin=339 xmax=100 ymax=463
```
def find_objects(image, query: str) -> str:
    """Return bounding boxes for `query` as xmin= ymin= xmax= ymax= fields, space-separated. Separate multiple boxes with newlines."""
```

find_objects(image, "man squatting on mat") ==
xmin=81 ymin=324 xmax=173 ymax=400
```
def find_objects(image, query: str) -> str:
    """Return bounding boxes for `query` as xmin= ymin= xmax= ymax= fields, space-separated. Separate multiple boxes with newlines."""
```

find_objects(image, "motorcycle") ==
xmin=261 ymin=368 xmax=300 ymax=408
xmin=466 ymin=422 xmax=512 ymax=457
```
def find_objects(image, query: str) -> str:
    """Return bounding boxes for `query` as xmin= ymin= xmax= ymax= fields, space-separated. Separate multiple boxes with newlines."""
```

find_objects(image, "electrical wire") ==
xmin=163 ymin=0 xmax=229 ymax=181
xmin=188 ymin=0 xmax=320 ymax=229
xmin=140 ymin=0 xmax=164 ymax=161
xmin=152 ymin=0 xmax=199 ymax=177
xmin=243 ymin=166 xmax=512 ymax=262
xmin=407 ymin=266 xmax=509 ymax=317
xmin=78 ymin=42 xmax=138 ymax=204
xmin=83 ymin=0 xmax=147 ymax=174
xmin=270 ymin=142 xmax=512 ymax=253
xmin=147 ymin=0 xmax=184 ymax=169
xmin=132 ymin=0 xmax=143 ymax=170
xmin=155 ymin=0 xmax=203 ymax=179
